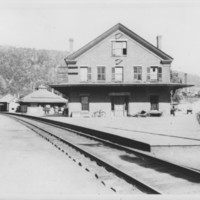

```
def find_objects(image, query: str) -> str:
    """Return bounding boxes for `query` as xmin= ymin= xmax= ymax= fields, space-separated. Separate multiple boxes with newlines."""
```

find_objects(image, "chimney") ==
xmin=69 ymin=38 xmax=74 ymax=54
xmin=184 ymin=73 xmax=188 ymax=93
xmin=156 ymin=35 xmax=162 ymax=50
xmin=184 ymin=73 xmax=187 ymax=84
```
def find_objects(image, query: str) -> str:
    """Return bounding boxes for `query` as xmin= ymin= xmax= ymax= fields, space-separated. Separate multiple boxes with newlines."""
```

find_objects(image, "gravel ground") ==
xmin=0 ymin=115 xmax=115 ymax=199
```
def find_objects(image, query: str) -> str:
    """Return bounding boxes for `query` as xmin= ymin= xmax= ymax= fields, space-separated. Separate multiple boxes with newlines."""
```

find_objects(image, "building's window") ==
xmin=150 ymin=95 xmax=159 ymax=110
xmin=147 ymin=66 xmax=162 ymax=82
xmin=112 ymin=41 xmax=127 ymax=56
xmin=80 ymin=67 xmax=92 ymax=82
xmin=81 ymin=96 xmax=89 ymax=111
xmin=80 ymin=67 xmax=88 ymax=82
xmin=150 ymin=67 xmax=158 ymax=80
xmin=112 ymin=67 xmax=123 ymax=82
xmin=133 ymin=66 xmax=142 ymax=80
xmin=97 ymin=66 xmax=106 ymax=81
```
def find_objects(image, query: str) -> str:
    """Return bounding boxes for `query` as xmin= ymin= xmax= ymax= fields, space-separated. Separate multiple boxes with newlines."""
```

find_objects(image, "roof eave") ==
xmin=161 ymin=60 xmax=173 ymax=64
xmin=64 ymin=59 xmax=77 ymax=65
xmin=19 ymin=100 xmax=67 ymax=103
xmin=50 ymin=83 xmax=193 ymax=89
xmin=65 ymin=23 xmax=119 ymax=60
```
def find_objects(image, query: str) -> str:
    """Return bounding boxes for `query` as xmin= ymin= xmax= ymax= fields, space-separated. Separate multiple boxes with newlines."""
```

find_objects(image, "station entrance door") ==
xmin=111 ymin=96 xmax=129 ymax=117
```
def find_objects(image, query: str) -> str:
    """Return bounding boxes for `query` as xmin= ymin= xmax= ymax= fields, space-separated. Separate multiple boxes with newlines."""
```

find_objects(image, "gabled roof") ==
xmin=65 ymin=23 xmax=173 ymax=62
xmin=19 ymin=85 xmax=67 ymax=103
xmin=0 ymin=94 xmax=16 ymax=103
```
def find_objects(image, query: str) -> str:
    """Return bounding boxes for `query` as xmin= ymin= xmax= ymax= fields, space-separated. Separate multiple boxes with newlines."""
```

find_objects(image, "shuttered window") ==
xmin=97 ymin=66 xmax=106 ymax=81
xmin=80 ymin=67 xmax=92 ymax=82
xmin=112 ymin=67 xmax=123 ymax=82
xmin=147 ymin=67 xmax=162 ymax=82
xmin=133 ymin=66 xmax=142 ymax=80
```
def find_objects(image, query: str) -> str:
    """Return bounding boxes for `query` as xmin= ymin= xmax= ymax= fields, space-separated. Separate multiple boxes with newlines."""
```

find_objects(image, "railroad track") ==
xmin=5 ymin=113 xmax=200 ymax=194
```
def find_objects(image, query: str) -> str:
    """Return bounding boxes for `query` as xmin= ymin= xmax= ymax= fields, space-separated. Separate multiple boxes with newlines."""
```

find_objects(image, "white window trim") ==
xmin=113 ymin=66 xmax=124 ymax=82
xmin=133 ymin=66 xmax=142 ymax=81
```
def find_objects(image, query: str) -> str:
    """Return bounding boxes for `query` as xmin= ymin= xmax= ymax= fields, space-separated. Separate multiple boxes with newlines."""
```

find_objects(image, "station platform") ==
xmin=46 ymin=112 xmax=200 ymax=170
xmin=0 ymin=114 xmax=113 ymax=198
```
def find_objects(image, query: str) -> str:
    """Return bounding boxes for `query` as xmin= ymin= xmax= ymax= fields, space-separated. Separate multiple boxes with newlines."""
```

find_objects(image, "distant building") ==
xmin=18 ymin=85 xmax=68 ymax=116
xmin=51 ymin=23 xmax=192 ymax=117
xmin=0 ymin=94 xmax=19 ymax=112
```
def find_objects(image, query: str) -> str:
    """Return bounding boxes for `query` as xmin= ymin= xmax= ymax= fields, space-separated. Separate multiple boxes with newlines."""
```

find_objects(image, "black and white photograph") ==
xmin=0 ymin=0 xmax=200 ymax=199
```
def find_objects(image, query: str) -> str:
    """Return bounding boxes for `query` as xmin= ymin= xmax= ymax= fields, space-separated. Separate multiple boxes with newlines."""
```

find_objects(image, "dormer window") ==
xmin=112 ymin=41 xmax=127 ymax=56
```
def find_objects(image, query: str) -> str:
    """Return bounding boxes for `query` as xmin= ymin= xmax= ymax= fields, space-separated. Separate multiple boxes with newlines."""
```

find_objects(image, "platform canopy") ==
xmin=18 ymin=85 xmax=68 ymax=103
xmin=50 ymin=82 xmax=193 ymax=93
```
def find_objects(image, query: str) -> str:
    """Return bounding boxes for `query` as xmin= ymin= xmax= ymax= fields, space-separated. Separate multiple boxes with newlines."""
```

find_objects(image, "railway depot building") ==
xmin=51 ymin=23 xmax=190 ymax=117
xmin=18 ymin=85 xmax=67 ymax=116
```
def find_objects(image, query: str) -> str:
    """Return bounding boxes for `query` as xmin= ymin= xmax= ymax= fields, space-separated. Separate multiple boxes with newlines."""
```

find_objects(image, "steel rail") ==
xmin=6 ymin=113 xmax=150 ymax=151
xmin=6 ymin=113 xmax=200 ymax=178
xmin=10 ymin=114 xmax=161 ymax=194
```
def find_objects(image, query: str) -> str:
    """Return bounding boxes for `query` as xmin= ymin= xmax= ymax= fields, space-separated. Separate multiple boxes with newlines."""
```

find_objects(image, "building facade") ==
xmin=51 ymin=23 xmax=190 ymax=117
xmin=0 ymin=94 xmax=19 ymax=112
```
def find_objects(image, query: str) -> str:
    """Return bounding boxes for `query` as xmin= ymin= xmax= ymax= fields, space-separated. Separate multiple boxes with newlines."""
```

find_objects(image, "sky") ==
xmin=0 ymin=0 xmax=200 ymax=75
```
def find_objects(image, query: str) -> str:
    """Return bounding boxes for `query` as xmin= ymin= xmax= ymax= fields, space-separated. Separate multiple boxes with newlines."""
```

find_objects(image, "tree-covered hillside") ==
xmin=0 ymin=46 xmax=68 ymax=96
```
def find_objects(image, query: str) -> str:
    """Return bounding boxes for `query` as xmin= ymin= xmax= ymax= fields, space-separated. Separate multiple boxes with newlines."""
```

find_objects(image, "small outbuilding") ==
xmin=0 ymin=94 xmax=19 ymax=112
xmin=18 ymin=85 xmax=68 ymax=116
